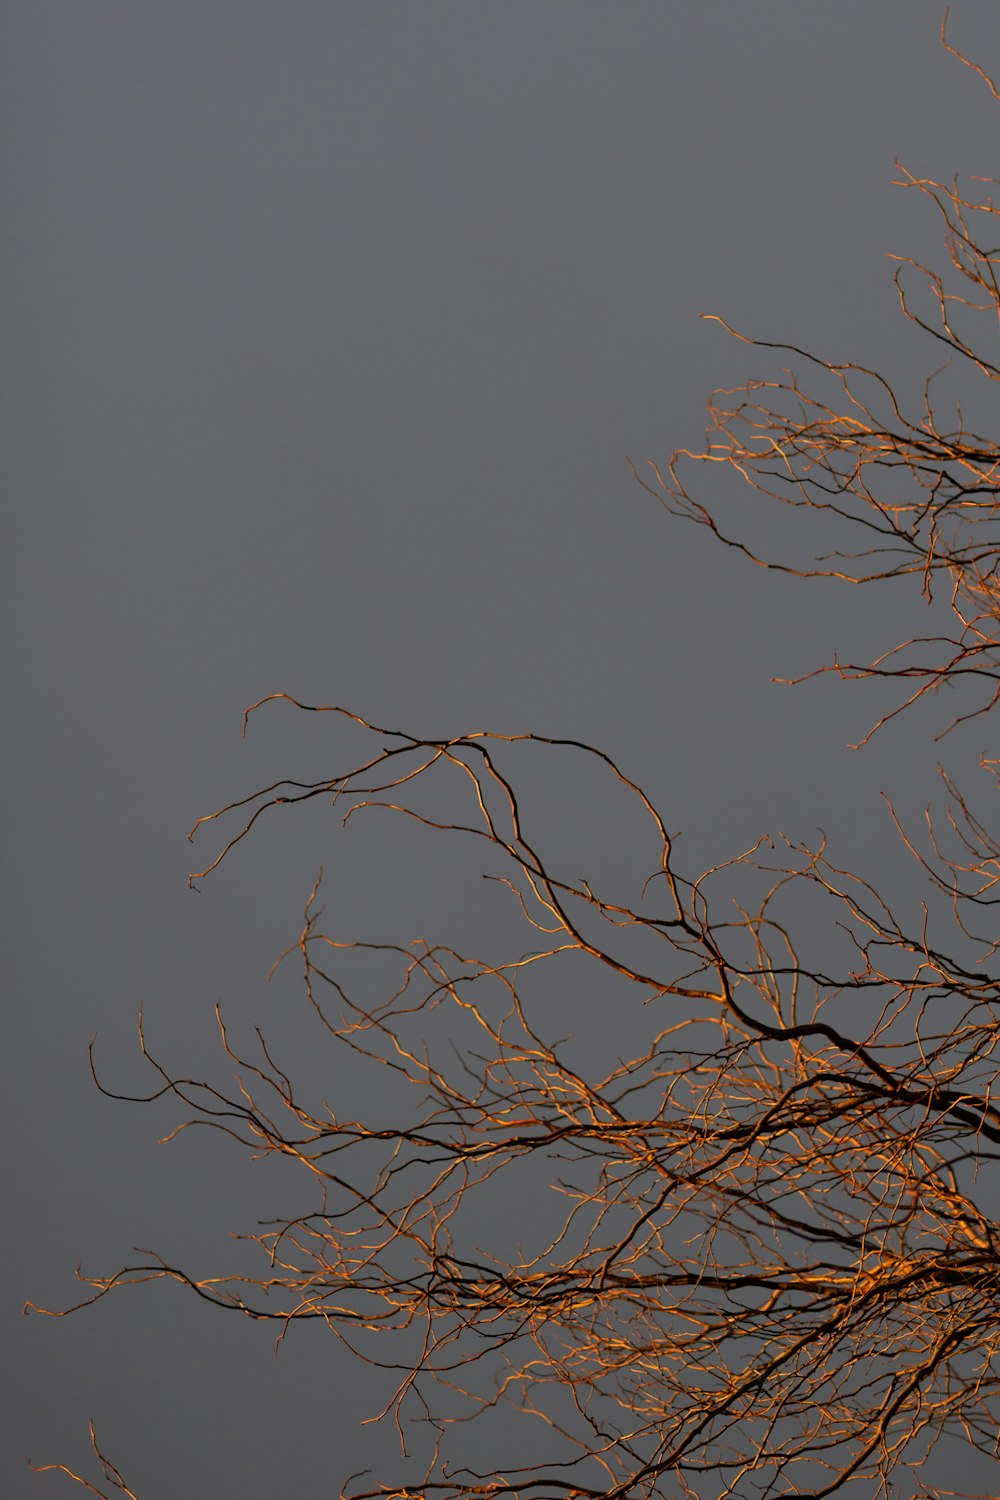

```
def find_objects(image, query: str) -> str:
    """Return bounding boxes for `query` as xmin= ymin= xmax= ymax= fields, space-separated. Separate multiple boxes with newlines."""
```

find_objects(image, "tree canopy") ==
xmin=31 ymin=21 xmax=1000 ymax=1500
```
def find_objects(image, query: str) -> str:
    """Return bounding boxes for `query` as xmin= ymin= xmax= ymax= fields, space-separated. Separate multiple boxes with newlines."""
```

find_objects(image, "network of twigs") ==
xmin=29 ymin=19 xmax=1000 ymax=1500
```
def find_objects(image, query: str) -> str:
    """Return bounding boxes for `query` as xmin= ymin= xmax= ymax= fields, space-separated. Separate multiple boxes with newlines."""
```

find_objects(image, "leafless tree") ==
xmin=30 ymin=21 xmax=1000 ymax=1500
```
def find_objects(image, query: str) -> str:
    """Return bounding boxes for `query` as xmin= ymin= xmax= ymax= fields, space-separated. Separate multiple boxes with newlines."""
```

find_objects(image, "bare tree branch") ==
xmin=32 ymin=20 xmax=1000 ymax=1500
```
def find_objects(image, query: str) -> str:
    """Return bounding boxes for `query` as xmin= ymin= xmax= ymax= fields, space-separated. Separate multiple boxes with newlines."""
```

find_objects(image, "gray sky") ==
xmin=7 ymin=3 xmax=1000 ymax=1494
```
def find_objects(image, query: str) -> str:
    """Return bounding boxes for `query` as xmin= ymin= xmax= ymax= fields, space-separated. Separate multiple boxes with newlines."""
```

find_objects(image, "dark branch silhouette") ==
xmin=31 ymin=19 xmax=1000 ymax=1500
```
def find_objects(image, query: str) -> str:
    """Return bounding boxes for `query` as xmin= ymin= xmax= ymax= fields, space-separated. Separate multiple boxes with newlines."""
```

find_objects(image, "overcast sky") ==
xmin=7 ymin=4 xmax=1000 ymax=1495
